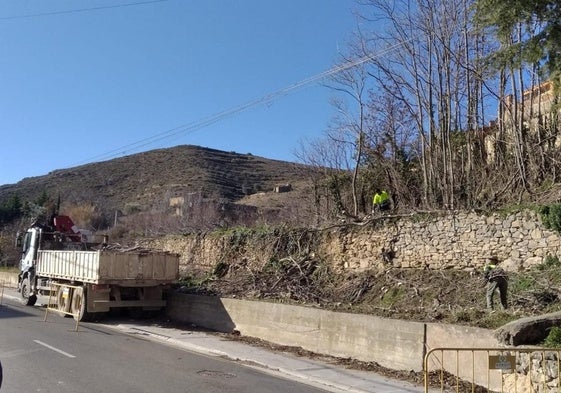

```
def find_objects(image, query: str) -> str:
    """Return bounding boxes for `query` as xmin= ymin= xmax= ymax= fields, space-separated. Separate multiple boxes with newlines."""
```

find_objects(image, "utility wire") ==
xmin=0 ymin=0 xmax=167 ymax=21
xmin=74 ymin=39 xmax=410 ymax=166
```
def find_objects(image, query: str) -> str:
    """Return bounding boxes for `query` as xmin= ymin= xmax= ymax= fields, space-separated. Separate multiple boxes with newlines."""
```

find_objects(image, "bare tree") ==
xmin=324 ymin=58 xmax=370 ymax=216
xmin=356 ymin=0 xmax=499 ymax=209
xmin=365 ymin=90 xmax=420 ymax=207
xmin=294 ymin=137 xmax=351 ymax=224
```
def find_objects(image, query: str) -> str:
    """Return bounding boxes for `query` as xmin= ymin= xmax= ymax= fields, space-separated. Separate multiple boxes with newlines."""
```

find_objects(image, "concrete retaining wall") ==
xmin=425 ymin=323 xmax=501 ymax=388
xmin=166 ymin=292 xmax=499 ymax=374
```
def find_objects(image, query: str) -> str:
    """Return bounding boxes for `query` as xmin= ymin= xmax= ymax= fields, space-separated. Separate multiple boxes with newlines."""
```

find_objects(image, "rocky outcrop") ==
xmin=495 ymin=312 xmax=561 ymax=346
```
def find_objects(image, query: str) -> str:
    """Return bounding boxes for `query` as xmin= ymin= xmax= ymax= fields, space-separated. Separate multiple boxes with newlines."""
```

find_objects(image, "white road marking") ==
xmin=33 ymin=340 xmax=76 ymax=358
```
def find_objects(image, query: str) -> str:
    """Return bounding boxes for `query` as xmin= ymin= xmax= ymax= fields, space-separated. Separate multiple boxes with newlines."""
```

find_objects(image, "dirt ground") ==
xmin=180 ymin=259 xmax=561 ymax=390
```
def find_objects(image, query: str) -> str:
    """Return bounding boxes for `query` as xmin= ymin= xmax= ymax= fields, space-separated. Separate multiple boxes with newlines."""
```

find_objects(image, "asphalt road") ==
xmin=0 ymin=297 xmax=329 ymax=393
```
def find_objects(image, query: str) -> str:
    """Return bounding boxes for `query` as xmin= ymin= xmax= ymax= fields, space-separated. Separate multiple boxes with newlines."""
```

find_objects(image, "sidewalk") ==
xmin=1 ymin=287 xmax=425 ymax=393
xmin=109 ymin=321 xmax=425 ymax=393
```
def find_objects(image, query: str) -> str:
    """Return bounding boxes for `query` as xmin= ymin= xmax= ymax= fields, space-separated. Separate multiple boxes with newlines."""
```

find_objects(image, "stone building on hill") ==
xmin=483 ymin=80 xmax=560 ymax=163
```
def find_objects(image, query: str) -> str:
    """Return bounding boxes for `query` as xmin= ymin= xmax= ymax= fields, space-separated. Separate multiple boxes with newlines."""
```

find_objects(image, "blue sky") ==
xmin=0 ymin=0 xmax=358 ymax=186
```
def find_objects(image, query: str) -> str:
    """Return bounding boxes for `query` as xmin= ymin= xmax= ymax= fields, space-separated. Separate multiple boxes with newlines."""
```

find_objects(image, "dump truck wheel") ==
xmin=20 ymin=278 xmax=37 ymax=306
xmin=55 ymin=286 xmax=71 ymax=317
xmin=71 ymin=287 xmax=93 ymax=322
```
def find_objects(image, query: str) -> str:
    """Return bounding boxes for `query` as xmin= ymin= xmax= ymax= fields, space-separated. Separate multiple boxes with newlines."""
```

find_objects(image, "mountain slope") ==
xmin=0 ymin=145 xmax=314 ymax=213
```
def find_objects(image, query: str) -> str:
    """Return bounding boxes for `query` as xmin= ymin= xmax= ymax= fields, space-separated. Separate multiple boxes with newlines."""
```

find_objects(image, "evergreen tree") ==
xmin=475 ymin=0 xmax=561 ymax=81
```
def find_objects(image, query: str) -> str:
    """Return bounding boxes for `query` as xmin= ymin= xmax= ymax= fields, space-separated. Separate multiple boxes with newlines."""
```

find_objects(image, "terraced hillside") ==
xmin=0 ymin=145 xmax=315 ymax=214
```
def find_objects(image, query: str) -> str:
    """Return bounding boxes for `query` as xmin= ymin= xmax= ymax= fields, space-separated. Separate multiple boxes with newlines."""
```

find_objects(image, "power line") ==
xmin=73 ymin=39 xmax=410 ymax=166
xmin=0 ymin=0 xmax=167 ymax=21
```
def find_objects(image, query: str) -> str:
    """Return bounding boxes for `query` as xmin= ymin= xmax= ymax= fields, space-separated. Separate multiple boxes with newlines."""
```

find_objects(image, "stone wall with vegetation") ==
xmin=146 ymin=210 xmax=561 ymax=276
xmin=501 ymin=350 xmax=561 ymax=393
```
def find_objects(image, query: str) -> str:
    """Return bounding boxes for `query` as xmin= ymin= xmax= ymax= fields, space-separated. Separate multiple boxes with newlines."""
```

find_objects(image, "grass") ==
xmin=0 ymin=266 xmax=18 ymax=273
xmin=380 ymin=286 xmax=406 ymax=307
xmin=543 ymin=327 xmax=561 ymax=348
xmin=477 ymin=311 xmax=519 ymax=329
xmin=510 ymin=276 xmax=537 ymax=292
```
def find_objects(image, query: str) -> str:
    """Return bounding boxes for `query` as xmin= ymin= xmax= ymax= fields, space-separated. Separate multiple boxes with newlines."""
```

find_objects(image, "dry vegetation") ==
xmin=175 ymin=256 xmax=561 ymax=390
xmin=166 ymin=255 xmax=561 ymax=391
xmin=180 ymin=255 xmax=561 ymax=331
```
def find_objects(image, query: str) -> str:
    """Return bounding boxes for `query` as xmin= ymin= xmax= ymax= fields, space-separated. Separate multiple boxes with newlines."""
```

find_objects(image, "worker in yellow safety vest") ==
xmin=372 ymin=189 xmax=390 ymax=213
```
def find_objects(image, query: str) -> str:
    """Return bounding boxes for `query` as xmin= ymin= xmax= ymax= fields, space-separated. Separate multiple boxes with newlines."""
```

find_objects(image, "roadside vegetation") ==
xmin=180 ymin=253 xmax=561 ymax=331
xmin=0 ymin=266 xmax=18 ymax=273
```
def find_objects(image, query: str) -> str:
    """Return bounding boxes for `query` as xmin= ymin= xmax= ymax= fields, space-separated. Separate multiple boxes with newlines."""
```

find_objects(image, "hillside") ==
xmin=0 ymin=145 xmax=315 ymax=216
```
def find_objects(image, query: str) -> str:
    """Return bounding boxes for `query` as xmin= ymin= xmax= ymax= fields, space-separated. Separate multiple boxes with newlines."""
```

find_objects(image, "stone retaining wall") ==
xmin=502 ymin=350 xmax=561 ymax=393
xmin=147 ymin=210 xmax=561 ymax=275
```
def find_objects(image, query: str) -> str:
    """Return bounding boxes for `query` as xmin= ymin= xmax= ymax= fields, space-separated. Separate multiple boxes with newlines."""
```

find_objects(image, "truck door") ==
xmin=20 ymin=229 xmax=39 ymax=272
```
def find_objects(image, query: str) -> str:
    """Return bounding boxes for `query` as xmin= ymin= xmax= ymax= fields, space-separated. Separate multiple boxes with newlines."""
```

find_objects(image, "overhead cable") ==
xmin=74 ymin=39 xmax=410 ymax=165
xmin=0 ymin=0 xmax=167 ymax=21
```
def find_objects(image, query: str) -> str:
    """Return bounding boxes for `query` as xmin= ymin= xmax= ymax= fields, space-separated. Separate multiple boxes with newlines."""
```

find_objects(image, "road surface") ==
xmin=0 ymin=298 xmax=330 ymax=393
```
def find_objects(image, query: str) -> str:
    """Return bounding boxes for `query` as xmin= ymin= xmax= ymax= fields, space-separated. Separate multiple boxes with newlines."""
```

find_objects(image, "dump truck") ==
xmin=17 ymin=215 xmax=179 ymax=321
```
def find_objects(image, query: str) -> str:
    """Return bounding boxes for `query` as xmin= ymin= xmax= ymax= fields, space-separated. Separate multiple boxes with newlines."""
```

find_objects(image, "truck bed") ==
xmin=35 ymin=249 xmax=179 ymax=286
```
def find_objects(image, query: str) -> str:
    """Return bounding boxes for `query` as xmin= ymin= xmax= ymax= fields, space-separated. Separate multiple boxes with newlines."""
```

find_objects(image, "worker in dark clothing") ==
xmin=483 ymin=256 xmax=508 ymax=311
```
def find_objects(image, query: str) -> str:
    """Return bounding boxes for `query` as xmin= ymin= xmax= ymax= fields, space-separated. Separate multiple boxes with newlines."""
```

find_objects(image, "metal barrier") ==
xmin=43 ymin=282 xmax=82 ymax=331
xmin=424 ymin=347 xmax=561 ymax=392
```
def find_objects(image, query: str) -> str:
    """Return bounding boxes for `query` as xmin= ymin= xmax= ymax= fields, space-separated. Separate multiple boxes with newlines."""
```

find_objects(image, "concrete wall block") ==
xmin=425 ymin=323 xmax=499 ymax=388
xmin=166 ymin=293 xmax=236 ymax=332
xmin=318 ymin=311 xmax=425 ymax=371
xmin=227 ymin=299 xmax=323 ymax=351
xmin=168 ymin=293 xmax=427 ymax=372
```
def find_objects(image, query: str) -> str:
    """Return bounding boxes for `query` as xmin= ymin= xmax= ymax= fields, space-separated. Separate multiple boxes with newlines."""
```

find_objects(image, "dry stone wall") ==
xmin=146 ymin=210 xmax=561 ymax=275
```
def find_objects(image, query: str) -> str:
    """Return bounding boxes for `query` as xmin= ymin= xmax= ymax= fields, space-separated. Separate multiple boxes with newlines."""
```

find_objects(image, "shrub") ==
xmin=212 ymin=261 xmax=229 ymax=278
xmin=380 ymin=286 xmax=406 ymax=306
xmin=478 ymin=312 xmax=518 ymax=329
xmin=540 ymin=204 xmax=561 ymax=234
xmin=543 ymin=326 xmax=561 ymax=348
xmin=510 ymin=276 xmax=536 ymax=292
xmin=451 ymin=308 xmax=486 ymax=324
xmin=539 ymin=254 xmax=561 ymax=270
xmin=0 ymin=266 xmax=18 ymax=273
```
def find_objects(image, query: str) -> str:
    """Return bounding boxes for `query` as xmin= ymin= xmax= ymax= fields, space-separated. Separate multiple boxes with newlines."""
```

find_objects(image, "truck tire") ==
xmin=55 ymin=286 xmax=71 ymax=317
xmin=20 ymin=278 xmax=37 ymax=306
xmin=71 ymin=287 xmax=93 ymax=322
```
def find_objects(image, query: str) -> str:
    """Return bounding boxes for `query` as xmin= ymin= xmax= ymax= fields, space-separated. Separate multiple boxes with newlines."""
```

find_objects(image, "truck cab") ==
xmin=19 ymin=227 xmax=40 ymax=275
xmin=17 ymin=226 xmax=41 ymax=306
xmin=17 ymin=215 xmax=87 ymax=305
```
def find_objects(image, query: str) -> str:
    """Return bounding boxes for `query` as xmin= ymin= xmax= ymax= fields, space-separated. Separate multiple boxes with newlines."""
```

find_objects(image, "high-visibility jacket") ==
xmin=373 ymin=190 xmax=389 ymax=205
xmin=483 ymin=264 xmax=507 ymax=281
